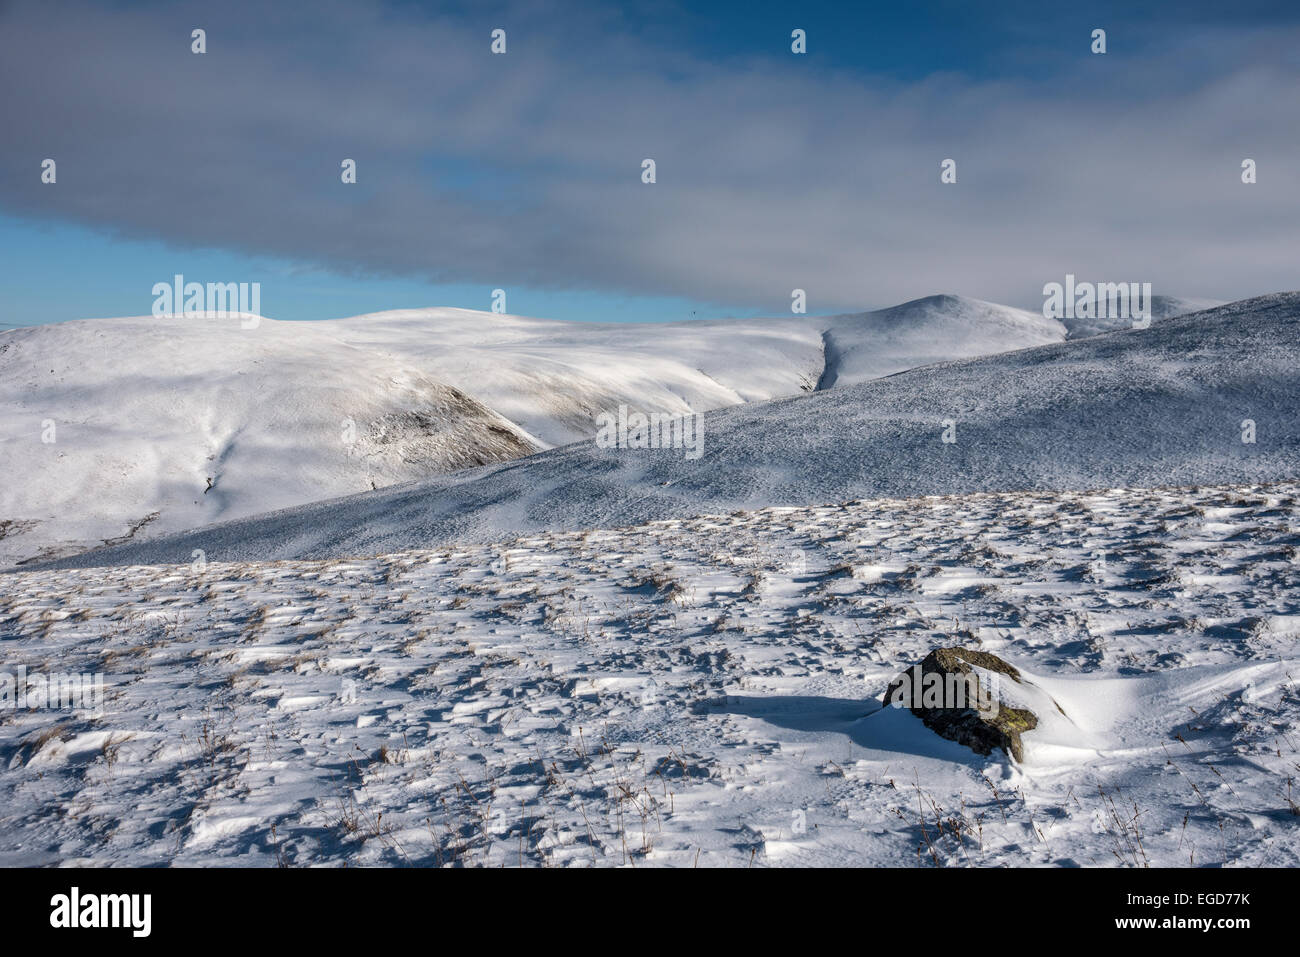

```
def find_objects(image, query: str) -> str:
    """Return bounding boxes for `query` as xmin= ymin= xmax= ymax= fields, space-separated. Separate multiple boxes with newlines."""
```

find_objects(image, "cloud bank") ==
xmin=2 ymin=0 xmax=1297 ymax=313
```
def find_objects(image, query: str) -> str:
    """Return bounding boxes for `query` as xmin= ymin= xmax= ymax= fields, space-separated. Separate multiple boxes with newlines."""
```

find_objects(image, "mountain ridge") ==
xmin=1 ymin=292 xmax=1135 ymax=566
xmin=30 ymin=291 xmax=1297 ymax=570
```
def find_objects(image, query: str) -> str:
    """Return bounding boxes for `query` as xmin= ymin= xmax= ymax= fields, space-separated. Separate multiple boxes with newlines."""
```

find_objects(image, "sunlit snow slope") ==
xmin=0 ymin=295 xmax=1072 ymax=565
xmin=43 ymin=293 xmax=1297 ymax=569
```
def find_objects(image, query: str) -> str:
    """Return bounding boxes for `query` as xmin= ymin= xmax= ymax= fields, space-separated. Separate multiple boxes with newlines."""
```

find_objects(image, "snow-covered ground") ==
xmin=2 ymin=290 xmax=1291 ymax=868
xmin=48 ymin=292 xmax=1296 ymax=570
xmin=2 ymin=480 xmax=1297 ymax=866
xmin=4 ymin=292 xmax=1204 ymax=568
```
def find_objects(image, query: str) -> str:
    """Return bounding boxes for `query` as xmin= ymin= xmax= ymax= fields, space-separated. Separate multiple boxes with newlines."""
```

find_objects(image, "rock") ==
xmin=882 ymin=647 xmax=1058 ymax=762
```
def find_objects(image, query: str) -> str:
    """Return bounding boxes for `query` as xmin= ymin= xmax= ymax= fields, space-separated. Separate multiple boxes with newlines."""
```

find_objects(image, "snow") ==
xmin=1 ymin=293 xmax=1180 ymax=568
xmin=48 ymin=292 xmax=1298 ymax=570
xmin=817 ymin=294 xmax=1063 ymax=388
xmin=1061 ymin=295 xmax=1225 ymax=340
xmin=2 ymin=480 xmax=1297 ymax=866
xmin=2 ymin=289 xmax=1292 ymax=869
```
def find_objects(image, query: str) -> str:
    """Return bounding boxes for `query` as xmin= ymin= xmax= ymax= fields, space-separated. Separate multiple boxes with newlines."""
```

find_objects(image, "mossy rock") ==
xmin=882 ymin=647 xmax=1054 ymax=763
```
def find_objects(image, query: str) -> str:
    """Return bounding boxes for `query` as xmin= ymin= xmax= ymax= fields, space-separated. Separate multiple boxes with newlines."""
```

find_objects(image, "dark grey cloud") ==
xmin=2 ymin=0 xmax=1297 ymax=312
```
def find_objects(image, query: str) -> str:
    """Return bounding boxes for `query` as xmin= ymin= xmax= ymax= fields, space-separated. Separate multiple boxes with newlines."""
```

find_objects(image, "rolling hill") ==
xmin=37 ymin=292 xmax=1296 ymax=570
xmin=0 ymin=295 xmax=1072 ymax=565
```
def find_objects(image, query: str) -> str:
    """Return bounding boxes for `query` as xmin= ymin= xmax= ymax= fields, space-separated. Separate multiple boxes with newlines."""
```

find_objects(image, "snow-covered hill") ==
xmin=0 ymin=315 xmax=541 ymax=566
xmin=817 ymin=294 xmax=1063 ymax=388
xmin=0 ymin=295 xmax=1069 ymax=566
xmin=49 ymin=293 xmax=1297 ymax=569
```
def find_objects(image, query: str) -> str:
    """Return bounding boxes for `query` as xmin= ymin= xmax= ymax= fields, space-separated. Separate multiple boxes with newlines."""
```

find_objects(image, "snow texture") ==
xmin=2 ymin=481 xmax=1297 ymax=866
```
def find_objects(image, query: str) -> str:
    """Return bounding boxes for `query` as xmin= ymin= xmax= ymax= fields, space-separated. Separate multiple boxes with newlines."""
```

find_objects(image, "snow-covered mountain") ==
xmin=41 ymin=292 xmax=1299 ymax=570
xmin=0 ymin=295 xmax=1070 ymax=566
xmin=816 ymin=294 xmax=1064 ymax=388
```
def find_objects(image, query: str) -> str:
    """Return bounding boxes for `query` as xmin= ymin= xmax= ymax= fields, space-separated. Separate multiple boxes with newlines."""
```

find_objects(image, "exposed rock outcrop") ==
xmin=883 ymin=647 xmax=1062 ymax=762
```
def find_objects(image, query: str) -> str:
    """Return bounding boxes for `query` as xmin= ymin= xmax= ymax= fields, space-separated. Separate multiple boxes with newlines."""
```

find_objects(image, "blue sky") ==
xmin=2 ymin=0 xmax=1298 ymax=326
xmin=0 ymin=213 xmax=737 ymax=326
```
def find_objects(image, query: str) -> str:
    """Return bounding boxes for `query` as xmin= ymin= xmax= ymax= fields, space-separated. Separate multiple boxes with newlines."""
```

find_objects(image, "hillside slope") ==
xmin=1060 ymin=294 xmax=1224 ymax=339
xmin=0 ymin=295 xmax=1071 ymax=565
xmin=44 ymin=293 xmax=1298 ymax=569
